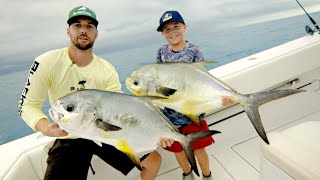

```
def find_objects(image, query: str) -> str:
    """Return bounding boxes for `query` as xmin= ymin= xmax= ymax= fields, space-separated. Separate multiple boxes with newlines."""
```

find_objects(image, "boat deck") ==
xmin=156 ymin=80 xmax=320 ymax=180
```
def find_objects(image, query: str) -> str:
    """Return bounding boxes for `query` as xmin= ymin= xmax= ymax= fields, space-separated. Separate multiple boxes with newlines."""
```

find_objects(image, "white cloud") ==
xmin=1 ymin=0 xmax=319 ymax=62
xmin=241 ymin=4 xmax=320 ymax=26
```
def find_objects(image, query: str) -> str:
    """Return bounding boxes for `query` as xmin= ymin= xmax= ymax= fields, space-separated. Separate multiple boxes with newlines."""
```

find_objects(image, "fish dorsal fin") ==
xmin=192 ymin=61 xmax=240 ymax=93
xmin=155 ymin=61 xmax=217 ymax=68
xmin=141 ymin=99 xmax=179 ymax=132
xmin=152 ymin=105 xmax=179 ymax=132
xmin=193 ymin=61 xmax=219 ymax=78
xmin=156 ymin=86 xmax=177 ymax=97
xmin=155 ymin=62 xmax=178 ymax=64
xmin=192 ymin=61 xmax=217 ymax=68
xmin=155 ymin=60 xmax=217 ymax=66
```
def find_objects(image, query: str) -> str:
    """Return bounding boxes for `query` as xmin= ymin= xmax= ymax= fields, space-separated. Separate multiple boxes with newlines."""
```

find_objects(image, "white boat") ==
xmin=1 ymin=30 xmax=320 ymax=180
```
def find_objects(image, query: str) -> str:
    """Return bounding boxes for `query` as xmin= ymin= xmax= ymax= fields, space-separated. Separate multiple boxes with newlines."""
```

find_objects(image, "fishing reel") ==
xmin=305 ymin=25 xmax=315 ymax=35
xmin=296 ymin=0 xmax=320 ymax=35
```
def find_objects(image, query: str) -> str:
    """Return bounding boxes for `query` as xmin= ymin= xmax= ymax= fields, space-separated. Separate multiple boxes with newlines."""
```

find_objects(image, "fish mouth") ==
xmin=125 ymin=78 xmax=132 ymax=89
xmin=49 ymin=107 xmax=64 ymax=122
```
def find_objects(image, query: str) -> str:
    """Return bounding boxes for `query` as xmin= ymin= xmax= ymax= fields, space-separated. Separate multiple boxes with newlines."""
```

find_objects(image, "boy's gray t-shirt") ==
xmin=155 ymin=42 xmax=204 ymax=127
xmin=156 ymin=42 xmax=204 ymax=62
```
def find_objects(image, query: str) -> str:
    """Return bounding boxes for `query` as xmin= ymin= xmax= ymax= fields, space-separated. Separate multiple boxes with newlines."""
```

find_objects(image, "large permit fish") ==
xmin=125 ymin=62 xmax=305 ymax=144
xmin=49 ymin=89 xmax=220 ymax=176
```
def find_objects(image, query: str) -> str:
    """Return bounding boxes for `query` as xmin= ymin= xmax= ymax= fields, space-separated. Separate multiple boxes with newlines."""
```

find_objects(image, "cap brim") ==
xmin=67 ymin=15 xmax=99 ymax=26
xmin=157 ymin=20 xmax=185 ymax=32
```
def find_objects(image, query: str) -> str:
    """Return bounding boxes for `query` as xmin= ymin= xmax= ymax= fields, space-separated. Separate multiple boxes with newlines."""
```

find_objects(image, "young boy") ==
xmin=155 ymin=10 xmax=214 ymax=180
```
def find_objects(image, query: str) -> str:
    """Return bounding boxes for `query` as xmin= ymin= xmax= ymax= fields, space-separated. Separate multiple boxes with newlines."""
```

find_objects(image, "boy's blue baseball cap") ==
xmin=67 ymin=6 xmax=98 ymax=26
xmin=157 ymin=11 xmax=185 ymax=32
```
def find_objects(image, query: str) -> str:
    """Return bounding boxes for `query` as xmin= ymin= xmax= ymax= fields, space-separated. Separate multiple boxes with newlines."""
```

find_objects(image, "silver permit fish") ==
xmin=48 ymin=89 xmax=220 ymax=176
xmin=125 ymin=62 xmax=305 ymax=144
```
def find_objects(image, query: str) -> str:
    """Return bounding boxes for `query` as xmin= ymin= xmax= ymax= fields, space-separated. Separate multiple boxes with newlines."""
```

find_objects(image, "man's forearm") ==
xmin=35 ymin=118 xmax=50 ymax=133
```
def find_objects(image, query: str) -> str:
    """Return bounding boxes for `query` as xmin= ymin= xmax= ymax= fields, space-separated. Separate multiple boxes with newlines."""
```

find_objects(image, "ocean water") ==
xmin=1 ymin=12 xmax=319 ymax=145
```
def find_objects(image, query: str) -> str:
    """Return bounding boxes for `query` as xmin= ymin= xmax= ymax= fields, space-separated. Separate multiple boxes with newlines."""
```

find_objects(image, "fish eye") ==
xmin=65 ymin=104 xmax=75 ymax=112
xmin=133 ymin=80 xmax=139 ymax=86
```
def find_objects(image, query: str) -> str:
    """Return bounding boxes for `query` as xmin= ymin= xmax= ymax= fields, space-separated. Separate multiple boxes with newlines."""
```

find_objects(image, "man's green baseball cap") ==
xmin=67 ymin=6 xmax=98 ymax=26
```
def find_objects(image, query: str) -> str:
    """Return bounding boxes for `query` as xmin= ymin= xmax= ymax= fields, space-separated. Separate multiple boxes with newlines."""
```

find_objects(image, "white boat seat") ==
xmin=260 ymin=121 xmax=320 ymax=180
xmin=1 ymin=139 xmax=142 ymax=180
xmin=1 ymin=144 xmax=48 ymax=180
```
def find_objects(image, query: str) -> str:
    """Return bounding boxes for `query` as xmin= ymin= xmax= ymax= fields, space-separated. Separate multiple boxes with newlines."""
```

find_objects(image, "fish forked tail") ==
xmin=182 ymin=130 xmax=221 ymax=176
xmin=243 ymin=89 xmax=305 ymax=144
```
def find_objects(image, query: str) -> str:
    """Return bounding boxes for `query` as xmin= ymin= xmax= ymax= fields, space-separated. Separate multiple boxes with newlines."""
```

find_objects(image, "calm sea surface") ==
xmin=1 ymin=12 xmax=319 ymax=144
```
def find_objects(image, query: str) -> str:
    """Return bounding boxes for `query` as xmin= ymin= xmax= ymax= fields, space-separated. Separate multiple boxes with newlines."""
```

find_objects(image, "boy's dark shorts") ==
xmin=44 ymin=138 xmax=141 ymax=180
xmin=165 ymin=120 xmax=215 ymax=152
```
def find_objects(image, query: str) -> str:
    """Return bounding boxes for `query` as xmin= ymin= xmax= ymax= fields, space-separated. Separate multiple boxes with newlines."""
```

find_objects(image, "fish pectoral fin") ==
xmin=95 ymin=119 xmax=121 ymax=131
xmin=117 ymin=139 xmax=143 ymax=171
xmin=156 ymin=86 xmax=177 ymax=97
xmin=186 ymin=115 xmax=201 ymax=126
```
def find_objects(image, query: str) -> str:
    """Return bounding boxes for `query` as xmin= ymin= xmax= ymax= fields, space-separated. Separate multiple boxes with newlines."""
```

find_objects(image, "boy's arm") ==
xmin=158 ymin=137 xmax=174 ymax=148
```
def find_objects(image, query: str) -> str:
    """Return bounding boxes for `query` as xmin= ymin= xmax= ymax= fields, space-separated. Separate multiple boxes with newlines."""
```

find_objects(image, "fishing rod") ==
xmin=295 ymin=0 xmax=320 ymax=34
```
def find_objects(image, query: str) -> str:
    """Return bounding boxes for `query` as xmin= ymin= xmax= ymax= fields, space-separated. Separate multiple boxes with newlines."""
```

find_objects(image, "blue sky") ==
xmin=1 ymin=0 xmax=319 ymax=71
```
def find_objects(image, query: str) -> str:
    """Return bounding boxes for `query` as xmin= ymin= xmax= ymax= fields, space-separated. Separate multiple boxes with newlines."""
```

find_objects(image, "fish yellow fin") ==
xmin=127 ymin=153 xmax=142 ymax=171
xmin=186 ymin=115 xmax=201 ymax=126
xmin=117 ymin=139 xmax=142 ymax=170
xmin=180 ymin=100 xmax=201 ymax=125
xmin=117 ymin=139 xmax=136 ymax=155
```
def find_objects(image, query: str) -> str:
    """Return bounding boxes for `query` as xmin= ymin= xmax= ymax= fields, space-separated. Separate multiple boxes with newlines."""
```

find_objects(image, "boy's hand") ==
xmin=158 ymin=136 xmax=174 ymax=148
xmin=222 ymin=96 xmax=234 ymax=106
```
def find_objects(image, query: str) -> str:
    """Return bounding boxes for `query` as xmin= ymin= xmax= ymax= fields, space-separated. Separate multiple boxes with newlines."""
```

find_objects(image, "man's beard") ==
xmin=72 ymin=35 xmax=95 ymax=50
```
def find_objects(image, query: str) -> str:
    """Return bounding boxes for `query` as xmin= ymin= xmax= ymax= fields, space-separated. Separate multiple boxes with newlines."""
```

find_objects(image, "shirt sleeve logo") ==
xmin=18 ymin=60 xmax=40 ymax=116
